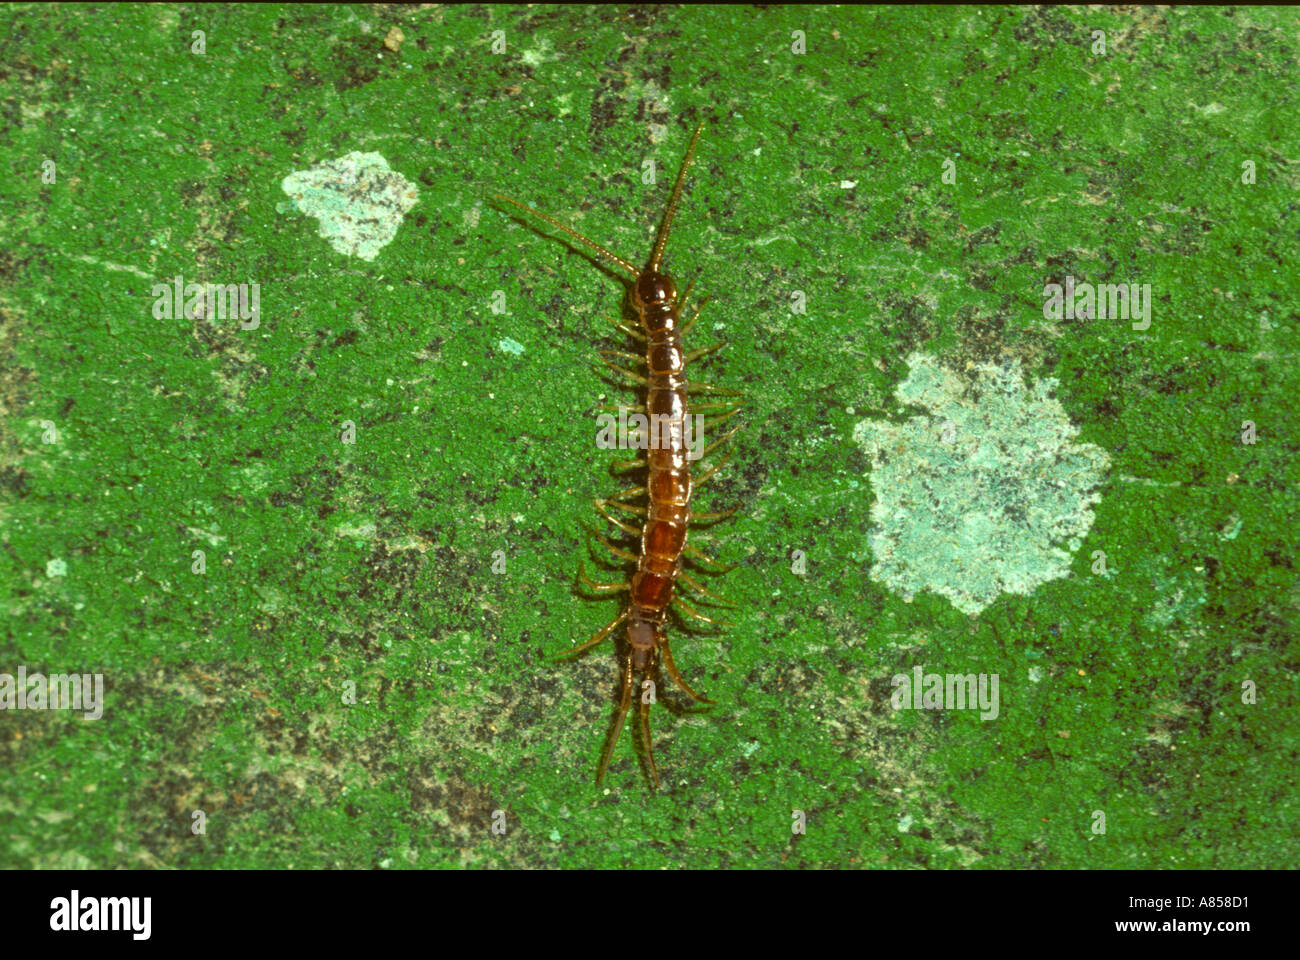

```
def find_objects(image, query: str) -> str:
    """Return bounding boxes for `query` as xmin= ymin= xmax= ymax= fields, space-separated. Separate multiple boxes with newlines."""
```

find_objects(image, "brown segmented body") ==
xmin=629 ymin=274 xmax=690 ymax=663
xmin=492 ymin=121 xmax=741 ymax=789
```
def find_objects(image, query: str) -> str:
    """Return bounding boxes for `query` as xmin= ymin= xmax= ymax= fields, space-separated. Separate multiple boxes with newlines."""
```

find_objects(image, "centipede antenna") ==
xmin=491 ymin=193 xmax=639 ymax=279
xmin=648 ymin=121 xmax=705 ymax=274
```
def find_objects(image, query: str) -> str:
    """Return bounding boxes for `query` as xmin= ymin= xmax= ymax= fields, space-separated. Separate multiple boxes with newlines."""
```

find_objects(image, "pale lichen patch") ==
xmin=853 ymin=353 xmax=1111 ymax=615
xmin=280 ymin=152 xmax=418 ymax=261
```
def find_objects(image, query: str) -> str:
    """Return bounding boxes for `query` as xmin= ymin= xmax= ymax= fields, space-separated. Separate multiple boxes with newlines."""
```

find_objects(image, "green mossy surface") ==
xmin=1 ymin=4 xmax=1296 ymax=868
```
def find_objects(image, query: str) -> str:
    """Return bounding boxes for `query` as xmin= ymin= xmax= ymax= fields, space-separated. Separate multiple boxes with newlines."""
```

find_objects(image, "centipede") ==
xmin=491 ymin=120 xmax=743 ymax=790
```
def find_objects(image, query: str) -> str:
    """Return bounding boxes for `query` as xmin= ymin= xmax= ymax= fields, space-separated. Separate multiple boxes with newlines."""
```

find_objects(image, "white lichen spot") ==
xmin=853 ymin=352 xmax=1111 ymax=615
xmin=334 ymin=519 xmax=377 ymax=541
xmin=46 ymin=558 xmax=67 ymax=578
xmin=520 ymin=39 xmax=555 ymax=66
xmin=281 ymin=152 xmax=418 ymax=261
xmin=1142 ymin=569 xmax=1206 ymax=629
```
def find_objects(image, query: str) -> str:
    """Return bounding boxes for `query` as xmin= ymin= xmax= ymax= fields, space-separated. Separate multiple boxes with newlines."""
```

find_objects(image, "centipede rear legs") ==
xmin=637 ymin=655 xmax=660 ymax=790
xmin=596 ymin=653 xmax=638 ymax=786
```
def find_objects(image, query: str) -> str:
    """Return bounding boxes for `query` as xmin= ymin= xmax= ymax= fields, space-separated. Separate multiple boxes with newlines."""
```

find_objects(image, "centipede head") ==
xmin=632 ymin=270 xmax=677 ymax=308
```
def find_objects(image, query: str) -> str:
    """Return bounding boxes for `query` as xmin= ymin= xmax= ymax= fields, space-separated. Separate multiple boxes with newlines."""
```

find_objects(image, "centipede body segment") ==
xmin=492 ymin=121 xmax=742 ymax=789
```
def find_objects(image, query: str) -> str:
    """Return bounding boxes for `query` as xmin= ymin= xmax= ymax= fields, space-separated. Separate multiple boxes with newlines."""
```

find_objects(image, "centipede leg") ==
xmin=588 ymin=524 xmax=638 ymax=561
xmin=683 ymin=542 xmax=736 ymax=572
xmin=605 ymin=486 xmax=646 ymax=502
xmin=577 ymin=561 xmax=629 ymax=593
xmin=596 ymin=403 xmax=646 ymax=413
xmin=676 ymin=276 xmax=697 ymax=315
xmin=683 ymin=341 xmax=728 ymax=364
xmin=604 ymin=499 xmax=647 ymax=517
xmin=558 ymin=608 xmax=629 ymax=660
xmin=702 ymin=406 xmax=744 ymax=430
xmin=673 ymin=596 xmax=733 ymax=628
xmin=597 ymin=357 xmax=651 ymax=385
xmin=661 ymin=639 xmax=716 ymax=705
xmin=694 ymin=448 xmax=736 ymax=487
xmin=608 ymin=316 xmax=645 ymax=341
xmin=695 ymin=413 xmax=742 ymax=458
xmin=680 ymin=295 xmax=711 ymax=339
xmin=610 ymin=456 xmax=646 ymax=473
xmin=688 ymin=380 xmax=741 ymax=395
xmin=692 ymin=506 xmax=741 ymax=524
xmin=596 ymin=654 xmax=636 ymax=785
xmin=678 ymin=573 xmax=736 ymax=607
xmin=593 ymin=499 xmax=642 ymax=535
xmin=699 ymin=423 xmax=744 ymax=461
xmin=597 ymin=349 xmax=645 ymax=364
